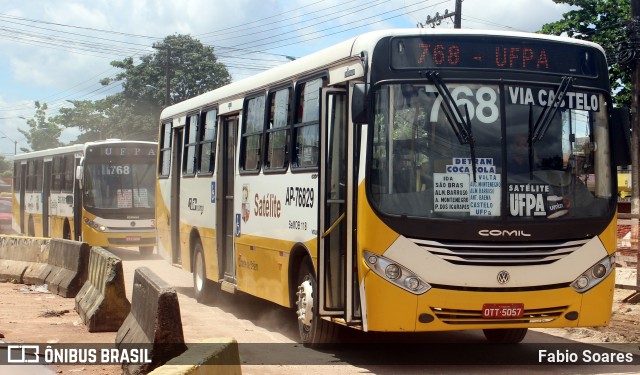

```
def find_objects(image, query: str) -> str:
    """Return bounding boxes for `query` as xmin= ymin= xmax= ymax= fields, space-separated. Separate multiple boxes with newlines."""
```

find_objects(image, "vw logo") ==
xmin=497 ymin=270 xmax=510 ymax=284
xmin=130 ymin=221 xmax=136 ymax=227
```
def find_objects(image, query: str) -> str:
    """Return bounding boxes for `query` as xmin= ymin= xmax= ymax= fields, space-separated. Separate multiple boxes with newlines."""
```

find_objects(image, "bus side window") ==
xmin=159 ymin=122 xmax=172 ymax=177
xmin=183 ymin=114 xmax=199 ymax=176
xmin=52 ymin=157 xmax=62 ymax=191
xmin=13 ymin=161 xmax=20 ymax=192
xmin=63 ymin=155 xmax=74 ymax=192
xmin=265 ymin=87 xmax=292 ymax=171
xmin=293 ymin=77 xmax=325 ymax=169
xmin=26 ymin=161 xmax=33 ymax=191
xmin=241 ymin=95 xmax=265 ymax=172
xmin=198 ymin=109 xmax=217 ymax=175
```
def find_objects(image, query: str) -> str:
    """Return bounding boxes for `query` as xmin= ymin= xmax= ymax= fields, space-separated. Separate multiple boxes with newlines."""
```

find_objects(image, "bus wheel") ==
xmin=28 ymin=217 xmax=35 ymax=237
xmin=63 ymin=221 xmax=71 ymax=240
xmin=482 ymin=328 xmax=528 ymax=343
xmin=296 ymin=260 xmax=338 ymax=346
xmin=139 ymin=246 xmax=154 ymax=256
xmin=193 ymin=242 xmax=212 ymax=303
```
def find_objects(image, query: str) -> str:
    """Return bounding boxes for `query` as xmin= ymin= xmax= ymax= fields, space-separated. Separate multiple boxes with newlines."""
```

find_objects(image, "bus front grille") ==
xmin=108 ymin=237 xmax=156 ymax=245
xmin=430 ymin=305 xmax=568 ymax=325
xmin=410 ymin=238 xmax=589 ymax=266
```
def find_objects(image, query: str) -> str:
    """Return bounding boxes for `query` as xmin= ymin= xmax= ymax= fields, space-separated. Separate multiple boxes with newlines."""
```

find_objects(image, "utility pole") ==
xmin=454 ymin=0 xmax=462 ymax=29
xmin=418 ymin=0 xmax=462 ymax=29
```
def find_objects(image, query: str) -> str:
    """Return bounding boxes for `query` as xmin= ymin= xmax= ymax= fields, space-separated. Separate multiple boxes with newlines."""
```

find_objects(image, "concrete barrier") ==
xmin=0 ymin=236 xmax=50 ymax=284
xmin=116 ymin=266 xmax=188 ymax=375
xmin=148 ymin=338 xmax=242 ymax=375
xmin=37 ymin=239 xmax=90 ymax=297
xmin=75 ymin=247 xmax=131 ymax=332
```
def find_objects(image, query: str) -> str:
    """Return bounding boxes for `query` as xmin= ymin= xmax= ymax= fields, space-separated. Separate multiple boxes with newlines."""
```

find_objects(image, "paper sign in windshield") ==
xmin=117 ymin=189 xmax=132 ymax=208
xmin=434 ymin=173 xmax=469 ymax=212
xmin=435 ymin=158 xmax=501 ymax=216
xmin=508 ymin=183 xmax=568 ymax=218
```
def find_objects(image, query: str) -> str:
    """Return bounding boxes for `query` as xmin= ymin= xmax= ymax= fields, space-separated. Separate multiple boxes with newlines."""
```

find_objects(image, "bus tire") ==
xmin=63 ymin=220 xmax=71 ymax=240
xmin=296 ymin=260 xmax=339 ymax=346
xmin=482 ymin=328 xmax=528 ymax=343
xmin=28 ymin=217 xmax=35 ymax=237
xmin=139 ymin=246 xmax=154 ymax=256
xmin=193 ymin=241 xmax=213 ymax=303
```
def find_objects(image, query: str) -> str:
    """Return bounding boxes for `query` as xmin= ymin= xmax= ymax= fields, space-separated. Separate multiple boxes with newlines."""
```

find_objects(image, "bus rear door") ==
xmin=217 ymin=114 xmax=239 ymax=288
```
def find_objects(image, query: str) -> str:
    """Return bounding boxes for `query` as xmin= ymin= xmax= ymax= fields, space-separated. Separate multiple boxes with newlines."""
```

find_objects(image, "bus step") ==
xmin=221 ymin=280 xmax=237 ymax=294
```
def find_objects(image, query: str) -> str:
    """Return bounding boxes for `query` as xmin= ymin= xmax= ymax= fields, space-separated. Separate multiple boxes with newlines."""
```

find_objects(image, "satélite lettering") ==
xmin=254 ymin=193 xmax=281 ymax=218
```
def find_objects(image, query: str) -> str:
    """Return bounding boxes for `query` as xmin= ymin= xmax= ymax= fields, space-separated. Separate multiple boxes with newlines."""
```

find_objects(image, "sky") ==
xmin=0 ymin=0 xmax=576 ymax=155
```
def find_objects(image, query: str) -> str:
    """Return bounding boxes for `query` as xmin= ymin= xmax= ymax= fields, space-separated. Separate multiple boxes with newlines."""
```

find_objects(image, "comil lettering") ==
xmin=479 ymin=229 xmax=531 ymax=237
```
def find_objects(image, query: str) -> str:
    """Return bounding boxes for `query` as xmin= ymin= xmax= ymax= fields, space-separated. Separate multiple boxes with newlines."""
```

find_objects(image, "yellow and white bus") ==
xmin=156 ymin=29 xmax=629 ymax=344
xmin=13 ymin=140 xmax=157 ymax=255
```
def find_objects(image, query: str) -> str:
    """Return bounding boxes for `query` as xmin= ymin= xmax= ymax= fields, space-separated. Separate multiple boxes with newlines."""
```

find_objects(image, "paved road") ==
xmin=107 ymin=247 xmax=640 ymax=375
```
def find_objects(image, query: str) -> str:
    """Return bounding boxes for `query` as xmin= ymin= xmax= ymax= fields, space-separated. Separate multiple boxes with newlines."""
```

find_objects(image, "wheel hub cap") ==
xmin=296 ymin=279 xmax=313 ymax=327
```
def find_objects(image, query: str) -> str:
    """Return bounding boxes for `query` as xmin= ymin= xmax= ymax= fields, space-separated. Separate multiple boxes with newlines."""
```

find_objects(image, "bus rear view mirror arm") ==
xmin=351 ymin=83 xmax=369 ymax=124
xmin=76 ymin=165 xmax=84 ymax=189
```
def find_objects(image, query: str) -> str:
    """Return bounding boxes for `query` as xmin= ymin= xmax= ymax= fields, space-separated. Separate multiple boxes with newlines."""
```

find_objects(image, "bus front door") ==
xmin=42 ymin=160 xmax=51 ymax=238
xmin=170 ymin=128 xmax=183 ymax=265
xmin=319 ymin=88 xmax=358 ymax=322
xmin=19 ymin=163 xmax=26 ymax=234
xmin=217 ymin=114 xmax=238 ymax=287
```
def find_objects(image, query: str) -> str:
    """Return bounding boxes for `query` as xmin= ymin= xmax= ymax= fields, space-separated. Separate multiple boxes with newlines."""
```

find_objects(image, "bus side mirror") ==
xmin=75 ymin=165 xmax=84 ymax=189
xmin=351 ymin=83 xmax=369 ymax=124
xmin=611 ymin=107 xmax=631 ymax=167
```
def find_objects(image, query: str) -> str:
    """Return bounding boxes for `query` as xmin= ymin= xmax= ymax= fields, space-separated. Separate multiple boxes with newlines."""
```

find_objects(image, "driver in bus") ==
xmin=507 ymin=134 xmax=532 ymax=175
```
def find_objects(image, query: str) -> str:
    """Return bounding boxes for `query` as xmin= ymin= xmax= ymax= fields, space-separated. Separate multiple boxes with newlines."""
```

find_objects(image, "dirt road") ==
xmin=1 ymin=247 xmax=639 ymax=374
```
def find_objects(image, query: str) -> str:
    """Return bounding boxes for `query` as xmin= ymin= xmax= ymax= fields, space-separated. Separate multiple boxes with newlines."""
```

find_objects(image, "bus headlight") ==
xmin=385 ymin=264 xmax=401 ymax=280
xmin=570 ymin=254 xmax=615 ymax=293
xmin=363 ymin=250 xmax=430 ymax=295
xmin=83 ymin=217 xmax=106 ymax=232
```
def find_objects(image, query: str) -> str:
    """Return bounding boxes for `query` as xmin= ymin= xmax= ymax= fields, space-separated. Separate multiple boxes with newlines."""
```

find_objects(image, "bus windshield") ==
xmin=84 ymin=162 xmax=155 ymax=210
xmin=369 ymin=82 xmax=613 ymax=222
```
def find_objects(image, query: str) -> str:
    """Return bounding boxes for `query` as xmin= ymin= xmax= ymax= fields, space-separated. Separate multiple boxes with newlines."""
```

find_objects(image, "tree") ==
xmin=55 ymin=34 xmax=232 ymax=143
xmin=540 ymin=0 xmax=632 ymax=107
xmin=107 ymin=34 xmax=232 ymax=107
xmin=19 ymin=101 xmax=62 ymax=151
xmin=0 ymin=155 xmax=12 ymax=178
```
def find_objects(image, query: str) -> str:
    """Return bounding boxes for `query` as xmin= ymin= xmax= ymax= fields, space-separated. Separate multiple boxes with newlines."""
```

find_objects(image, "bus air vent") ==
xmin=410 ymin=238 xmax=589 ymax=266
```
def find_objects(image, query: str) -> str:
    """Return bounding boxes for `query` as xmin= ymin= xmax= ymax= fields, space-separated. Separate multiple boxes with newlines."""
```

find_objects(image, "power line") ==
xmin=195 ymin=0 xmax=337 ymax=38
xmin=200 ymin=0 xmax=387 ymax=44
xmin=225 ymin=0 xmax=448 ymax=54
xmin=0 ymin=13 xmax=160 ymax=41
xmin=0 ymin=0 xmax=448 ymax=117
xmin=461 ymin=15 xmax=527 ymax=32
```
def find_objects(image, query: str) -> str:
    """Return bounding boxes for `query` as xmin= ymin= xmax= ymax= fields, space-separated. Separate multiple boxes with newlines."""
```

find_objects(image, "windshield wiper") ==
xmin=426 ymin=71 xmax=477 ymax=182
xmin=532 ymin=76 xmax=573 ymax=143
xmin=528 ymin=103 xmax=534 ymax=179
